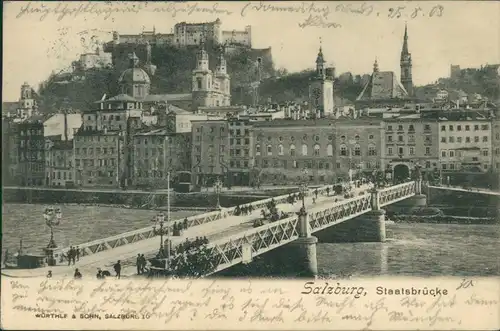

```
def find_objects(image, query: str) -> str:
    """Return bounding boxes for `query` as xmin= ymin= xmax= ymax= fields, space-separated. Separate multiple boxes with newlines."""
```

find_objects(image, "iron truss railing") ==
xmin=379 ymin=181 xmax=416 ymax=207
xmin=204 ymin=181 xmax=418 ymax=275
xmin=52 ymin=184 xmax=333 ymax=261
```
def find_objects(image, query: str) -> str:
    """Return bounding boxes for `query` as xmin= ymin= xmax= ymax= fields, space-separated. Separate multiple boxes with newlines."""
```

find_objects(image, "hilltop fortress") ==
xmin=104 ymin=18 xmax=251 ymax=50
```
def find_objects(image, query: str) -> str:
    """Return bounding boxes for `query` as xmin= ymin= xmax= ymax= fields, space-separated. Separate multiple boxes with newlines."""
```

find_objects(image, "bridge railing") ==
xmin=204 ymin=181 xmax=418 ymax=275
xmin=379 ymin=181 xmax=416 ymax=207
xmin=52 ymin=184 xmax=334 ymax=260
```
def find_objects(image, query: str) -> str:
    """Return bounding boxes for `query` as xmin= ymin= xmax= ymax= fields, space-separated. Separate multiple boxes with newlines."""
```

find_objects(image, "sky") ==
xmin=3 ymin=1 xmax=499 ymax=101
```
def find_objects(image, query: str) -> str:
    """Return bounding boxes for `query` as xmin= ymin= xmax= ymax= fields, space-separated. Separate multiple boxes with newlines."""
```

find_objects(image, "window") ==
xmin=340 ymin=144 xmax=347 ymax=156
xmin=387 ymin=125 xmax=393 ymax=131
xmin=398 ymin=147 xmax=404 ymax=155
xmin=465 ymin=125 xmax=470 ymax=131
xmin=314 ymin=135 xmax=320 ymax=142
xmin=441 ymin=137 xmax=446 ymax=143
xmin=368 ymin=144 xmax=376 ymax=156
xmin=474 ymin=136 xmax=479 ymax=143
xmin=408 ymin=135 xmax=415 ymax=142
xmin=466 ymin=137 xmax=471 ymax=143
xmin=408 ymin=125 xmax=415 ymax=132
xmin=398 ymin=125 xmax=404 ymax=131
xmin=354 ymin=144 xmax=361 ymax=156
xmin=449 ymin=125 xmax=454 ymax=131
xmin=302 ymin=144 xmax=308 ymax=156
xmin=314 ymin=144 xmax=320 ymax=156
xmin=483 ymin=136 xmax=488 ymax=142
xmin=326 ymin=144 xmax=333 ymax=156
xmin=355 ymin=134 xmax=360 ymax=141
xmin=457 ymin=125 xmax=462 ymax=131
xmin=388 ymin=136 xmax=393 ymax=142
xmin=441 ymin=125 xmax=446 ymax=131
xmin=409 ymin=147 xmax=415 ymax=155
xmin=197 ymin=78 xmax=202 ymax=89
xmin=290 ymin=144 xmax=296 ymax=156
xmin=426 ymin=161 xmax=431 ymax=168
xmin=388 ymin=147 xmax=393 ymax=155
xmin=369 ymin=135 xmax=374 ymax=140
xmin=449 ymin=150 xmax=455 ymax=157
xmin=457 ymin=137 xmax=462 ymax=143
xmin=449 ymin=137 xmax=454 ymax=143
xmin=278 ymin=144 xmax=284 ymax=155
xmin=424 ymin=124 xmax=431 ymax=131
xmin=482 ymin=150 xmax=489 ymax=157
xmin=474 ymin=125 xmax=479 ymax=131
xmin=255 ymin=144 xmax=260 ymax=156
xmin=441 ymin=150 xmax=446 ymax=157
xmin=398 ymin=135 xmax=404 ymax=142
xmin=425 ymin=147 xmax=430 ymax=155
xmin=267 ymin=145 xmax=272 ymax=156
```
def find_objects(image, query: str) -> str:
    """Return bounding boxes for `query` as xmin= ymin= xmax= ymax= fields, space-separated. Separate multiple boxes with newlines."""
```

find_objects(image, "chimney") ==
xmin=64 ymin=112 xmax=69 ymax=141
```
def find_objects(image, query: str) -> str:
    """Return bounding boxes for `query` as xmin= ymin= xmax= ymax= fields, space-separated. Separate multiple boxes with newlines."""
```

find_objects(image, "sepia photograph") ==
xmin=1 ymin=1 xmax=499 ymax=330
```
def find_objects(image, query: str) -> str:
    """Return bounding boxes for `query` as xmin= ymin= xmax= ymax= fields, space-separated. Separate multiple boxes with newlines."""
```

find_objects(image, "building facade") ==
xmin=438 ymin=111 xmax=492 ymax=174
xmin=382 ymin=115 xmax=439 ymax=180
xmin=228 ymin=119 xmax=254 ymax=186
xmin=252 ymin=119 xmax=337 ymax=186
xmin=492 ymin=117 xmax=500 ymax=172
xmin=73 ymin=130 xmax=124 ymax=187
xmin=191 ymin=119 xmax=230 ymax=187
xmin=133 ymin=129 xmax=191 ymax=188
xmin=45 ymin=139 xmax=74 ymax=187
xmin=336 ymin=119 xmax=384 ymax=181
xmin=18 ymin=119 xmax=45 ymax=186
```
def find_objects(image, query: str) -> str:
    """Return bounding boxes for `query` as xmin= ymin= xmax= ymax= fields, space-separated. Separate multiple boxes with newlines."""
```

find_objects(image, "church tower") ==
xmin=400 ymin=24 xmax=413 ymax=97
xmin=309 ymin=41 xmax=334 ymax=118
xmin=192 ymin=42 xmax=213 ymax=110
xmin=18 ymin=82 xmax=37 ymax=118
xmin=215 ymin=47 xmax=230 ymax=106
xmin=143 ymin=41 xmax=157 ymax=77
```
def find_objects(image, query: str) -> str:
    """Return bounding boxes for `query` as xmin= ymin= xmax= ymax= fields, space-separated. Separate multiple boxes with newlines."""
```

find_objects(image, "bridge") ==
xmin=3 ymin=180 xmax=426 ymax=278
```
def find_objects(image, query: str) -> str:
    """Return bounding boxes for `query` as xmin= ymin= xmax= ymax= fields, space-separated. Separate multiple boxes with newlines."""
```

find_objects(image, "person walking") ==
xmin=74 ymin=268 xmax=82 ymax=279
xmin=67 ymin=247 xmax=73 ymax=266
xmin=76 ymin=246 xmax=80 ymax=261
xmin=140 ymin=254 xmax=147 ymax=274
xmin=136 ymin=254 xmax=142 ymax=274
xmin=46 ymin=270 xmax=52 ymax=278
xmin=114 ymin=260 xmax=121 ymax=279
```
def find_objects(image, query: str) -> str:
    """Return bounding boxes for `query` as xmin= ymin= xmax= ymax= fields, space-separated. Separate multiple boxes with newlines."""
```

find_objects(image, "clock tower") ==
xmin=309 ymin=44 xmax=334 ymax=118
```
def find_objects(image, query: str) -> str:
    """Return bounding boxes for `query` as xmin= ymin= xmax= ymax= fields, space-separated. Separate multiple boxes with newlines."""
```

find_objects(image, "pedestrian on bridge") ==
xmin=46 ymin=270 xmax=52 ymax=278
xmin=136 ymin=254 xmax=142 ymax=275
xmin=326 ymin=187 xmax=330 ymax=196
xmin=183 ymin=218 xmax=188 ymax=230
xmin=76 ymin=246 xmax=80 ymax=261
xmin=114 ymin=260 xmax=121 ymax=279
xmin=140 ymin=254 xmax=147 ymax=274
xmin=74 ymin=268 xmax=82 ymax=279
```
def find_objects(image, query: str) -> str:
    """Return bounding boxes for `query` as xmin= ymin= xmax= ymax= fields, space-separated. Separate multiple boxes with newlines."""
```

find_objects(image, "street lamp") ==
xmin=152 ymin=212 xmax=170 ymax=260
xmin=214 ymin=178 xmax=223 ymax=209
xmin=299 ymin=168 xmax=309 ymax=212
xmin=44 ymin=206 xmax=62 ymax=249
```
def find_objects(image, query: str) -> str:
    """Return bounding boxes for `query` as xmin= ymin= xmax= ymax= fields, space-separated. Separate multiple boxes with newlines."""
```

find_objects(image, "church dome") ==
xmin=119 ymin=67 xmax=151 ymax=84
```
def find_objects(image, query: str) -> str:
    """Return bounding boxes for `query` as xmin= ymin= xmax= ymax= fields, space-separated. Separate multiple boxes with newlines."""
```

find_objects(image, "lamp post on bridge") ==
xmin=43 ymin=206 xmax=62 ymax=266
xmin=214 ymin=178 xmax=223 ymax=210
xmin=299 ymin=168 xmax=309 ymax=214
xmin=152 ymin=212 xmax=170 ymax=261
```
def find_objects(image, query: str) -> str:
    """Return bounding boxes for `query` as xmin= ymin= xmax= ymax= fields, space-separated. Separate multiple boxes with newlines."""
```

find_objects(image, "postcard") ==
xmin=2 ymin=1 xmax=499 ymax=330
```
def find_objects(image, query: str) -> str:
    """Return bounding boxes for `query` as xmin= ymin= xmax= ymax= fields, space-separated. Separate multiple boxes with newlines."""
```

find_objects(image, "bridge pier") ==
xmin=289 ymin=208 xmax=318 ymax=278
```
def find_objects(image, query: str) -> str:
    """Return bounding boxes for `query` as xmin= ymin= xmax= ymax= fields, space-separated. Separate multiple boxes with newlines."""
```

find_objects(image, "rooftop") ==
xmin=357 ymin=71 xmax=409 ymax=101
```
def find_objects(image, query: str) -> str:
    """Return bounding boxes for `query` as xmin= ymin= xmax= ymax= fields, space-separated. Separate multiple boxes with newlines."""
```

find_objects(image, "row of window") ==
xmin=51 ymin=171 xmax=73 ymax=180
xmin=441 ymin=150 xmax=489 ymax=157
xmin=135 ymin=170 xmax=166 ymax=178
xmin=75 ymin=159 xmax=116 ymax=167
xmin=83 ymin=170 xmax=115 ymax=177
xmin=135 ymin=148 xmax=166 ymax=157
xmin=387 ymin=135 xmax=417 ymax=143
xmin=86 ymin=115 xmax=122 ymax=121
xmin=255 ymin=144 xmax=377 ymax=157
xmin=75 ymin=136 xmax=118 ymax=142
xmin=75 ymin=147 xmax=117 ymax=155
xmin=46 ymin=160 xmax=73 ymax=167
xmin=440 ymin=136 xmax=488 ymax=143
xmin=440 ymin=124 xmax=489 ymax=131
xmin=19 ymin=140 xmax=44 ymax=148
xmin=387 ymin=146 xmax=431 ymax=156
xmin=256 ymin=159 xmax=381 ymax=170
xmin=441 ymin=163 xmax=489 ymax=170
xmin=230 ymin=138 xmax=250 ymax=145
xmin=229 ymin=160 xmax=250 ymax=168
xmin=230 ymin=129 xmax=250 ymax=136
xmin=386 ymin=124 xmax=419 ymax=132
xmin=19 ymin=129 xmax=43 ymax=136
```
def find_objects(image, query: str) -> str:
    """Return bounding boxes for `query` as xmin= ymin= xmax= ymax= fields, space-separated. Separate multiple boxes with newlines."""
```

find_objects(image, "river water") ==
xmin=2 ymin=204 xmax=499 ymax=277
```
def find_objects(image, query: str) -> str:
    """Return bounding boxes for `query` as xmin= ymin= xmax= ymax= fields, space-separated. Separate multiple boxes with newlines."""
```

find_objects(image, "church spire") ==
xmin=401 ymin=22 xmax=409 ymax=58
xmin=315 ymin=38 xmax=326 ymax=79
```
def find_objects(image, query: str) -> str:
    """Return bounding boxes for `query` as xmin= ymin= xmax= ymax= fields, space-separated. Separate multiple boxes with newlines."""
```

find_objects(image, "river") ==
xmin=2 ymin=204 xmax=499 ymax=277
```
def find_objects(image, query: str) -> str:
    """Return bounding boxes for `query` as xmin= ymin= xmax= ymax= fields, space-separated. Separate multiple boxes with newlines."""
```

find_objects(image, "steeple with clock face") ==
xmin=309 ymin=41 xmax=334 ymax=118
